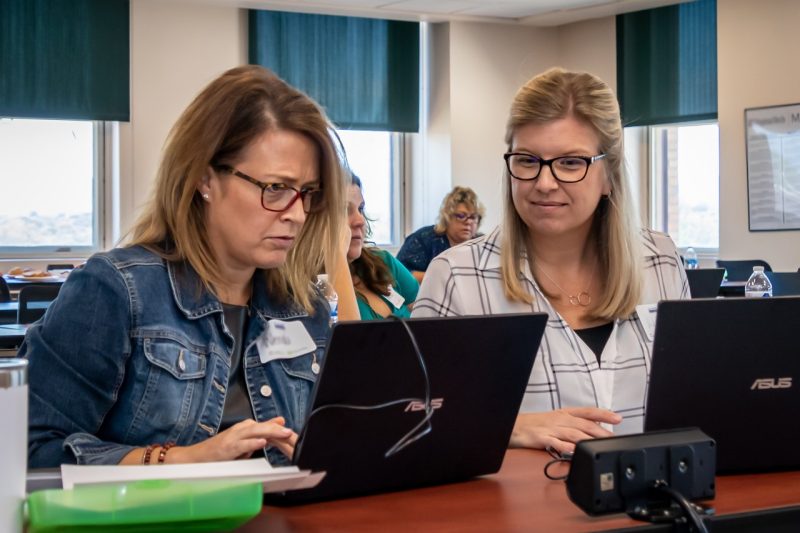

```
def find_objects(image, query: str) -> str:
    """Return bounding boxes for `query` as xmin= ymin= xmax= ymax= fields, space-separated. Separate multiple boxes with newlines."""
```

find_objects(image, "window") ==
xmin=625 ymin=122 xmax=720 ymax=251
xmin=627 ymin=122 xmax=719 ymax=251
xmin=337 ymin=130 xmax=403 ymax=246
xmin=0 ymin=118 xmax=103 ymax=255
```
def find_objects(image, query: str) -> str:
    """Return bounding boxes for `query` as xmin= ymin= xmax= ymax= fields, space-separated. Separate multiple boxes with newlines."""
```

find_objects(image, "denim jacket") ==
xmin=24 ymin=246 xmax=329 ymax=468
xmin=396 ymin=225 xmax=451 ymax=273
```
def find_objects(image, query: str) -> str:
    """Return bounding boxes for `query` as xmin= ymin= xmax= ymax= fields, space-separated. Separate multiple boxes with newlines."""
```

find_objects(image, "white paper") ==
xmin=61 ymin=458 xmax=322 ymax=495
xmin=0 ymin=384 xmax=27 ymax=533
xmin=257 ymin=319 xmax=316 ymax=364
xmin=635 ymin=304 xmax=658 ymax=341
xmin=745 ymin=104 xmax=800 ymax=230
xmin=385 ymin=286 xmax=406 ymax=309
xmin=263 ymin=471 xmax=327 ymax=494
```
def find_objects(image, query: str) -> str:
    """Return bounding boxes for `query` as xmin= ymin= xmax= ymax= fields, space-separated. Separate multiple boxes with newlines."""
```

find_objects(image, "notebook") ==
xmin=645 ymin=297 xmax=800 ymax=473
xmin=685 ymin=268 xmax=725 ymax=298
xmin=277 ymin=313 xmax=547 ymax=502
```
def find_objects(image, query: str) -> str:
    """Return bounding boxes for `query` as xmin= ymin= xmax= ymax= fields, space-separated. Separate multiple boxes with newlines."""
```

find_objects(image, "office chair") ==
xmin=17 ymin=284 xmax=61 ymax=324
xmin=716 ymin=259 xmax=772 ymax=282
xmin=685 ymin=268 xmax=725 ymax=299
xmin=0 ymin=277 xmax=10 ymax=303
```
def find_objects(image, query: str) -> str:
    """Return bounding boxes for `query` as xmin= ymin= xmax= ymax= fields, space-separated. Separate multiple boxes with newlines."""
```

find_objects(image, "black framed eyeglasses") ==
xmin=450 ymin=212 xmax=481 ymax=223
xmin=214 ymin=165 xmax=324 ymax=213
xmin=503 ymin=153 xmax=607 ymax=183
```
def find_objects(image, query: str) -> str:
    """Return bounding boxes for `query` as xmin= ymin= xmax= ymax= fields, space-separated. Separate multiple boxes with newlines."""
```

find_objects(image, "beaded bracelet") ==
xmin=157 ymin=442 xmax=175 ymax=464
xmin=142 ymin=444 xmax=155 ymax=465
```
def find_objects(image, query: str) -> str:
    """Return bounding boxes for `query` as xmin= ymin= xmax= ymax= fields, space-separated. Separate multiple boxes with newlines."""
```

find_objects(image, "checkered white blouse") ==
xmin=412 ymin=226 xmax=689 ymax=435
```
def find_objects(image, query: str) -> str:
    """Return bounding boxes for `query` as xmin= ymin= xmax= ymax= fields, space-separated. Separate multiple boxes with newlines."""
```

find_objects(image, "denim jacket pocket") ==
xmin=143 ymin=337 xmax=207 ymax=379
xmin=279 ymin=353 xmax=317 ymax=382
xmin=129 ymin=337 xmax=210 ymax=441
xmin=279 ymin=336 xmax=325 ymax=382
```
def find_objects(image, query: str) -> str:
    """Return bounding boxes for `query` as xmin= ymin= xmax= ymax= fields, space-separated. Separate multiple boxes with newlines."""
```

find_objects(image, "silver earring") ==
xmin=202 ymin=193 xmax=210 ymax=200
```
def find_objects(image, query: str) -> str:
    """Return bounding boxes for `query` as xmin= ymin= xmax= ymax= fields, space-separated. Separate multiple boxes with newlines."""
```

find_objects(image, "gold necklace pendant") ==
xmin=533 ymin=259 xmax=596 ymax=308
xmin=568 ymin=291 xmax=592 ymax=307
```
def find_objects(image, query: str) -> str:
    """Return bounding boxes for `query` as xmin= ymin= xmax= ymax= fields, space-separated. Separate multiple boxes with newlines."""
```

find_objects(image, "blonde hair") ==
xmin=501 ymin=67 xmax=642 ymax=320
xmin=128 ymin=65 xmax=346 ymax=312
xmin=433 ymin=186 xmax=486 ymax=234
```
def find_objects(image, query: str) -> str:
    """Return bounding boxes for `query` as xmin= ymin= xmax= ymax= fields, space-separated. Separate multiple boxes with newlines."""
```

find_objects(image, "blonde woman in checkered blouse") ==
xmin=413 ymin=68 xmax=688 ymax=454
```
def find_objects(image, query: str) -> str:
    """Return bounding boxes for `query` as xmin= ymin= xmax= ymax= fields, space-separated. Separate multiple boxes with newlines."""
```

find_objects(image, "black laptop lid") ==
xmin=645 ymin=297 xmax=800 ymax=473
xmin=289 ymin=313 xmax=547 ymax=501
xmin=766 ymin=271 xmax=800 ymax=296
xmin=685 ymin=268 xmax=724 ymax=299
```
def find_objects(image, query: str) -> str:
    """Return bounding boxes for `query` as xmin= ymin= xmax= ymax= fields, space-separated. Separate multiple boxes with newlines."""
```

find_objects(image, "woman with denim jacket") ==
xmin=24 ymin=66 xmax=353 ymax=467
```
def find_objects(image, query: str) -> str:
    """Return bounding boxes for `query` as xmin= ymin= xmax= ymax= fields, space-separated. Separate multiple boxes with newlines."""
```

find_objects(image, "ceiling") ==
xmin=175 ymin=0 xmax=689 ymax=26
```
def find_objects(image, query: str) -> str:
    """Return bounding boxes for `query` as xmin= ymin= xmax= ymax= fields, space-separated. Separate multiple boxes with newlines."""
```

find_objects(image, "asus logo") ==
xmin=751 ymin=377 xmax=792 ymax=390
xmin=405 ymin=398 xmax=444 ymax=412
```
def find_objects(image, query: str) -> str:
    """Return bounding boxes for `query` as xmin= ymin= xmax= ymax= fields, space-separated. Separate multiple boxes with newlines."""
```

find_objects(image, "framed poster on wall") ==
xmin=745 ymin=103 xmax=800 ymax=231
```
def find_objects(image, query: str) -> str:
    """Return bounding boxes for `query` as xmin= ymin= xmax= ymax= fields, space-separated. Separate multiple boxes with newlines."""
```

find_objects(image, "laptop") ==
xmin=685 ymin=268 xmax=725 ymax=298
xmin=644 ymin=297 xmax=800 ymax=473
xmin=766 ymin=271 xmax=800 ymax=296
xmin=277 ymin=313 xmax=547 ymax=502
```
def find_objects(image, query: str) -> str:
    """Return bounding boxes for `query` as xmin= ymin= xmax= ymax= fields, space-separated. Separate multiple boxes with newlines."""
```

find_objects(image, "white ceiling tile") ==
xmin=460 ymin=0 xmax=608 ymax=19
xmin=188 ymin=0 xmax=688 ymax=25
xmin=381 ymin=0 xmax=482 ymax=15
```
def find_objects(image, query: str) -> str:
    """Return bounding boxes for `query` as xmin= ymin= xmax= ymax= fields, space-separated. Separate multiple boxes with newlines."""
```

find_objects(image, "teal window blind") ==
xmin=0 ymin=0 xmax=130 ymax=121
xmin=249 ymin=10 xmax=419 ymax=132
xmin=617 ymin=0 xmax=716 ymax=126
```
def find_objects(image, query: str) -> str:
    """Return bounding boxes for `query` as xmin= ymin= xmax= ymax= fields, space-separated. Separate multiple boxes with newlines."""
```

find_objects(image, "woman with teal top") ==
xmin=347 ymin=175 xmax=419 ymax=319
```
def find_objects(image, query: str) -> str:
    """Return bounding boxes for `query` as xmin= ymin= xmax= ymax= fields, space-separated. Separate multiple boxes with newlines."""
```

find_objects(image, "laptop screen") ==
xmin=645 ymin=297 xmax=800 ymax=473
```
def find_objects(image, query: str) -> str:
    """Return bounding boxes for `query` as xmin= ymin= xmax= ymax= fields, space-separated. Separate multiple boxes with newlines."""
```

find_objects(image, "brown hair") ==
xmin=348 ymin=175 xmax=393 ymax=296
xmin=127 ymin=65 xmax=347 ymax=311
xmin=501 ymin=67 xmax=642 ymax=320
xmin=433 ymin=186 xmax=486 ymax=234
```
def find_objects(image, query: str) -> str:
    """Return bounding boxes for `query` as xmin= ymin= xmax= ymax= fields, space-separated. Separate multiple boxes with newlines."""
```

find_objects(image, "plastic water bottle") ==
xmin=684 ymin=247 xmax=699 ymax=269
xmin=315 ymin=274 xmax=339 ymax=326
xmin=744 ymin=266 xmax=772 ymax=298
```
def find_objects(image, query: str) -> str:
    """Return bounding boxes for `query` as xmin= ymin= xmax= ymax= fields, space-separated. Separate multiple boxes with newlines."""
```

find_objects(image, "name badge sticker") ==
xmin=258 ymin=319 xmax=317 ymax=364
xmin=635 ymin=303 xmax=658 ymax=341
xmin=385 ymin=286 xmax=406 ymax=309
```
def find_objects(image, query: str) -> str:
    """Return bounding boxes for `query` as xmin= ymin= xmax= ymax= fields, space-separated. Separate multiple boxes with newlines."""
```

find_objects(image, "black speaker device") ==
xmin=566 ymin=428 xmax=716 ymax=518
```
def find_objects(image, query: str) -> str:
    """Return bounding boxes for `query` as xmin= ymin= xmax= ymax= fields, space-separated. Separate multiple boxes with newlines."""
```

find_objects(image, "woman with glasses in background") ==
xmin=25 ymin=65 xmax=351 ymax=468
xmin=346 ymin=175 xmax=418 ymax=320
xmin=397 ymin=186 xmax=485 ymax=282
xmin=413 ymin=68 xmax=688 ymax=455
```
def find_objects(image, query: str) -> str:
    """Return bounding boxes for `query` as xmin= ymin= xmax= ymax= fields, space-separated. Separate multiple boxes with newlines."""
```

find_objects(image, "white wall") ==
xmin=717 ymin=0 xmax=800 ymax=271
xmin=442 ymin=22 xmax=559 ymax=231
xmin=120 ymin=0 xmax=246 ymax=239
xmin=557 ymin=16 xmax=616 ymax=93
xmin=408 ymin=23 xmax=453 ymax=234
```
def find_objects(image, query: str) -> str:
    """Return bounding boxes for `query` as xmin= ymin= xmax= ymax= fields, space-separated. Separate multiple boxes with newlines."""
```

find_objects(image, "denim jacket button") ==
xmin=177 ymin=350 xmax=186 ymax=372
xmin=260 ymin=385 xmax=273 ymax=397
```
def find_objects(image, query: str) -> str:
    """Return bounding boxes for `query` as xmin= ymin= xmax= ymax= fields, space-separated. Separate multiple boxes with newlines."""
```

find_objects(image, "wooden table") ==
xmin=239 ymin=449 xmax=800 ymax=532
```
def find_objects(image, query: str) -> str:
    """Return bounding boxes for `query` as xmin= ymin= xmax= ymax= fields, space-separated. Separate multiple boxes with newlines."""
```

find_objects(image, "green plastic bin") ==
xmin=26 ymin=478 xmax=263 ymax=532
